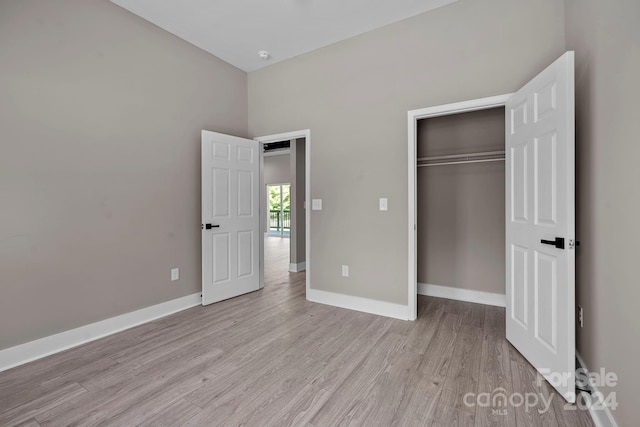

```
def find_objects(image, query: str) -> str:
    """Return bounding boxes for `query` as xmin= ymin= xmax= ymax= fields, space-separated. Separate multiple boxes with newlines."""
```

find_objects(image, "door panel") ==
xmin=511 ymin=244 xmax=529 ymax=328
xmin=212 ymin=168 xmax=230 ymax=217
xmin=238 ymin=146 xmax=254 ymax=163
xmin=511 ymin=145 xmax=528 ymax=222
xmin=506 ymin=51 xmax=575 ymax=402
xmin=535 ymin=132 xmax=558 ymax=225
xmin=212 ymin=233 xmax=230 ymax=284
xmin=535 ymin=251 xmax=557 ymax=351
xmin=237 ymin=230 xmax=254 ymax=278
xmin=202 ymin=131 xmax=261 ymax=305
xmin=237 ymin=170 xmax=253 ymax=217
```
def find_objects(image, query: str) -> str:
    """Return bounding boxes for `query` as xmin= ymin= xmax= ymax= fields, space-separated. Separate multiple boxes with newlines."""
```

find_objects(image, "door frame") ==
xmin=255 ymin=130 xmax=311 ymax=297
xmin=406 ymin=95 xmax=512 ymax=320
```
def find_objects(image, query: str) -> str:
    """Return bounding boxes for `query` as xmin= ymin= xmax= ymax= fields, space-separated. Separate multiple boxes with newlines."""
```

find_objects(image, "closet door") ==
xmin=505 ymin=52 xmax=576 ymax=402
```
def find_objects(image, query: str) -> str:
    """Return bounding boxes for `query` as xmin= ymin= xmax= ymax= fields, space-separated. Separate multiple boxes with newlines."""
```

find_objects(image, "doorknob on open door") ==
xmin=202 ymin=224 xmax=220 ymax=230
xmin=541 ymin=237 xmax=565 ymax=249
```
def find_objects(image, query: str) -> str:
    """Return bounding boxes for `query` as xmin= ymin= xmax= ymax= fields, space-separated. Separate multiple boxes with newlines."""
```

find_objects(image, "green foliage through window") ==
xmin=268 ymin=184 xmax=290 ymax=212
xmin=268 ymin=184 xmax=291 ymax=233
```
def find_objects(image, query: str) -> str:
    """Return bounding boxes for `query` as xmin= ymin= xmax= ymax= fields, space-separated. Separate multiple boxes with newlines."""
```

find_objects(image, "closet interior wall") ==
xmin=417 ymin=108 xmax=506 ymax=295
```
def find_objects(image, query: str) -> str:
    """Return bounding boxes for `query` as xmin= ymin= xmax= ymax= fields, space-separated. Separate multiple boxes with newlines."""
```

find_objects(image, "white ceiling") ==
xmin=110 ymin=0 xmax=459 ymax=72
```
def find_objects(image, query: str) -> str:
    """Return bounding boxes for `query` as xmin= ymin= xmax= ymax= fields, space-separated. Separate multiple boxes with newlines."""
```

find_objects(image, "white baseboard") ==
xmin=0 ymin=292 xmax=201 ymax=373
xmin=575 ymin=353 xmax=619 ymax=427
xmin=417 ymin=283 xmax=506 ymax=307
xmin=307 ymin=288 xmax=409 ymax=320
xmin=289 ymin=262 xmax=306 ymax=272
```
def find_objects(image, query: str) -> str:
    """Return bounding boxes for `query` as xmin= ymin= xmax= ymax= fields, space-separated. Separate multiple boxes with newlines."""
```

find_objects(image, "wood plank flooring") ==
xmin=0 ymin=237 xmax=594 ymax=426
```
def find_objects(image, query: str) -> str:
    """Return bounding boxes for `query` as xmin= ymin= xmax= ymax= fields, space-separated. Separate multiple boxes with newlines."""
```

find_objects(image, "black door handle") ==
xmin=202 ymin=224 xmax=220 ymax=230
xmin=541 ymin=237 xmax=565 ymax=249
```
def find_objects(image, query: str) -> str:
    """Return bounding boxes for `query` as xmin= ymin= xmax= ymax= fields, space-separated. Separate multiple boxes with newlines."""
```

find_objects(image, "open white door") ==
xmin=506 ymin=52 xmax=576 ymax=402
xmin=202 ymin=130 xmax=261 ymax=305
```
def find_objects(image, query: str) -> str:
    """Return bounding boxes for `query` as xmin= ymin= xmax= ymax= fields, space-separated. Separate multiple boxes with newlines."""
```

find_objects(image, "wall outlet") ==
xmin=379 ymin=198 xmax=388 ymax=211
xmin=171 ymin=268 xmax=180 ymax=281
xmin=341 ymin=265 xmax=349 ymax=277
xmin=578 ymin=305 xmax=583 ymax=328
xmin=312 ymin=199 xmax=323 ymax=211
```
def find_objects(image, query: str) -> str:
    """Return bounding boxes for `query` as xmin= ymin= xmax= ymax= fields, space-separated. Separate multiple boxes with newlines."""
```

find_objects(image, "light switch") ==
xmin=312 ymin=199 xmax=323 ymax=211
xmin=379 ymin=198 xmax=388 ymax=211
xmin=341 ymin=265 xmax=349 ymax=277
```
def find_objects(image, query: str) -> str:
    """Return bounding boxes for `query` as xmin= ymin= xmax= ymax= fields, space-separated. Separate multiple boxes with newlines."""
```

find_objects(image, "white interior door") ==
xmin=506 ymin=52 xmax=576 ymax=402
xmin=202 ymin=130 xmax=261 ymax=305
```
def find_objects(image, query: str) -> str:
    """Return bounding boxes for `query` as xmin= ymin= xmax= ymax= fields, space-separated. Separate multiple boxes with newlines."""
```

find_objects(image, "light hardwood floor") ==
xmin=0 ymin=236 xmax=593 ymax=426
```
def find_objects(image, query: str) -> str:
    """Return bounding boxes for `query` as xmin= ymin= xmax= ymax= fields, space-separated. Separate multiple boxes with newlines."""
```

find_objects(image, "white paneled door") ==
xmin=506 ymin=52 xmax=576 ymax=402
xmin=202 ymin=130 xmax=261 ymax=305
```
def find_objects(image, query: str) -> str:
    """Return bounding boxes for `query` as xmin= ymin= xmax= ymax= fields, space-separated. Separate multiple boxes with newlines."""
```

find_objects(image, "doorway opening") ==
xmin=255 ymin=130 xmax=311 ymax=296
xmin=407 ymin=94 xmax=512 ymax=321
xmin=416 ymin=107 xmax=507 ymax=314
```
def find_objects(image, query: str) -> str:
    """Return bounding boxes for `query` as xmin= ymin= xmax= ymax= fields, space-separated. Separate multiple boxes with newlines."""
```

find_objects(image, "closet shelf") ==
xmin=417 ymin=150 xmax=505 ymax=167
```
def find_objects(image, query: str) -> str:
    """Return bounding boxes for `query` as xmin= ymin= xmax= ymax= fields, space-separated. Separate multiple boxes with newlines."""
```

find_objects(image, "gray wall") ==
xmin=417 ymin=108 xmax=505 ymax=295
xmin=249 ymin=0 xmax=565 ymax=304
xmin=290 ymin=139 xmax=306 ymax=265
xmin=263 ymin=154 xmax=291 ymax=185
xmin=0 ymin=0 xmax=247 ymax=350
xmin=565 ymin=1 xmax=640 ymax=425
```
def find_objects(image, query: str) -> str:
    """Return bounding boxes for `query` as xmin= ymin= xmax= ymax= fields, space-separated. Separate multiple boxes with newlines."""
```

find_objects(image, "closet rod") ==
xmin=417 ymin=150 xmax=505 ymax=167
xmin=417 ymin=158 xmax=504 ymax=167
xmin=417 ymin=150 xmax=505 ymax=162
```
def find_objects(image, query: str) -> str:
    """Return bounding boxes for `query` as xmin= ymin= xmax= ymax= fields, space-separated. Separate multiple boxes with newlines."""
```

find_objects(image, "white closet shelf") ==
xmin=417 ymin=150 xmax=505 ymax=167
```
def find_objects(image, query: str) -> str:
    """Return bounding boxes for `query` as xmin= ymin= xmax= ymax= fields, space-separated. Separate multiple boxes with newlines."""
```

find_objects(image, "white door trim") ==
xmin=255 ymin=130 xmax=311 ymax=297
xmin=407 ymin=94 xmax=513 ymax=320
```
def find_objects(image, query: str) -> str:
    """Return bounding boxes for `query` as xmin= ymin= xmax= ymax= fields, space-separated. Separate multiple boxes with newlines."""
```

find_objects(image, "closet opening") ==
xmin=408 ymin=94 xmax=512 ymax=320
xmin=416 ymin=107 xmax=506 ymax=313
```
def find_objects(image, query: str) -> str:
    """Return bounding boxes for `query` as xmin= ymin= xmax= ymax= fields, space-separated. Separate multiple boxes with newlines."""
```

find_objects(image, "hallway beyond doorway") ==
xmin=264 ymin=235 xmax=291 ymax=281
